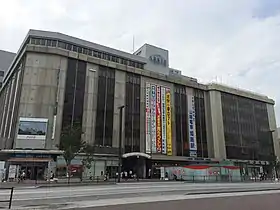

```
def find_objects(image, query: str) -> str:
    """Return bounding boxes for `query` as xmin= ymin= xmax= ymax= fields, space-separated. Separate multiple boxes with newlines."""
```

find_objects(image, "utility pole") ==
xmin=117 ymin=105 xmax=125 ymax=183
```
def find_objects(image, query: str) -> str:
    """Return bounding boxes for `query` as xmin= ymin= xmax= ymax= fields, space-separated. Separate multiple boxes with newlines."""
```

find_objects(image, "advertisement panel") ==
xmin=161 ymin=87 xmax=167 ymax=154
xmin=156 ymin=86 xmax=162 ymax=153
xmin=17 ymin=117 xmax=48 ymax=140
xmin=166 ymin=88 xmax=172 ymax=156
xmin=145 ymin=83 xmax=151 ymax=153
xmin=151 ymin=85 xmax=157 ymax=153
xmin=187 ymin=95 xmax=197 ymax=157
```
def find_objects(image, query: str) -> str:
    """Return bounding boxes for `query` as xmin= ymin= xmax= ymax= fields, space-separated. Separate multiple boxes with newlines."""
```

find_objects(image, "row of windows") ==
xmin=29 ymin=37 xmax=145 ymax=70
xmin=95 ymin=66 xmax=115 ymax=147
xmin=221 ymin=92 xmax=274 ymax=160
xmin=125 ymin=73 xmax=141 ymax=153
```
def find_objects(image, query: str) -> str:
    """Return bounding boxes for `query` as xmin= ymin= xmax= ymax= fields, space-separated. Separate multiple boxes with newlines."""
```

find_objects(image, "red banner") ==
xmin=156 ymin=86 xmax=162 ymax=153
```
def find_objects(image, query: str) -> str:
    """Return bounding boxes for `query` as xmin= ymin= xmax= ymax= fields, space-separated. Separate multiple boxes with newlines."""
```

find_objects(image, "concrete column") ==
xmin=112 ymin=70 xmax=126 ymax=148
xmin=82 ymin=63 xmax=99 ymax=144
xmin=204 ymin=92 xmax=214 ymax=158
xmin=267 ymin=104 xmax=280 ymax=158
xmin=207 ymin=90 xmax=226 ymax=159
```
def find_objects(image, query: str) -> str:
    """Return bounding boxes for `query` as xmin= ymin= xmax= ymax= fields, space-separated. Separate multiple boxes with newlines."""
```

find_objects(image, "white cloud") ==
xmin=0 ymin=0 xmax=280 ymax=123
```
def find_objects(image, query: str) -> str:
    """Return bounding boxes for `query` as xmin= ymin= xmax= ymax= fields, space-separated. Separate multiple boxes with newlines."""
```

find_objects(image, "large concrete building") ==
xmin=0 ymin=50 xmax=16 ymax=87
xmin=0 ymin=29 xmax=278 ymax=180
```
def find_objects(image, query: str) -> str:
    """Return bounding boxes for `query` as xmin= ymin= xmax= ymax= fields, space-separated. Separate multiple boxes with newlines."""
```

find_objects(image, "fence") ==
xmin=0 ymin=187 xmax=14 ymax=209
xmin=175 ymin=174 xmax=275 ymax=183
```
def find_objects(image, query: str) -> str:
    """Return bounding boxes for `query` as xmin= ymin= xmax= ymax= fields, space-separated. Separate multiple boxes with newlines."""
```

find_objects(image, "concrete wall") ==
xmin=267 ymin=104 xmax=280 ymax=158
xmin=206 ymin=90 xmax=226 ymax=159
xmin=112 ymin=70 xmax=126 ymax=148
xmin=15 ymin=52 xmax=67 ymax=149
xmin=82 ymin=63 xmax=99 ymax=145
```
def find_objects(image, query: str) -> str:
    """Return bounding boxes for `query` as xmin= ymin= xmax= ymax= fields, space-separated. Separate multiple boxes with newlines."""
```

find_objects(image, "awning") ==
xmin=7 ymin=157 xmax=52 ymax=163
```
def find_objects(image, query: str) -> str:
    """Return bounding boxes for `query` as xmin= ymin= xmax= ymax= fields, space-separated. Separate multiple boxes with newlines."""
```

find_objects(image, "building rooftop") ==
xmin=0 ymin=50 xmax=16 ymax=73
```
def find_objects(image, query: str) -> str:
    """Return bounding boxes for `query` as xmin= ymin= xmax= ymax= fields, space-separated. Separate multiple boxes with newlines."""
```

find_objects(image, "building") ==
xmin=0 ymin=50 xmax=16 ymax=87
xmin=0 ymin=29 xmax=278 ymax=180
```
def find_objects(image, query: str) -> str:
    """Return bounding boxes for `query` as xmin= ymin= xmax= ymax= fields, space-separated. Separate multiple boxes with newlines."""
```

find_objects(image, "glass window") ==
xmin=73 ymin=45 xmax=78 ymax=52
xmin=51 ymin=40 xmax=57 ymax=47
xmin=46 ymin=40 xmax=52 ymax=46
xmin=58 ymin=41 xmax=66 ymax=49
xmin=30 ymin=38 xmax=36 ymax=45
xmin=40 ymin=39 xmax=46 ymax=46
xmin=66 ymin=44 xmax=72 ymax=51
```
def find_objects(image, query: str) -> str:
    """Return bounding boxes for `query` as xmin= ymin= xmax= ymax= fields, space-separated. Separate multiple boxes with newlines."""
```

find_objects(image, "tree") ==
xmin=81 ymin=144 xmax=95 ymax=181
xmin=60 ymin=123 xmax=85 ymax=183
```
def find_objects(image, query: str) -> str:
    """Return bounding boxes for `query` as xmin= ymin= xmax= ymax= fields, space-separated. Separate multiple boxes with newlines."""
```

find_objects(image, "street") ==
xmin=0 ymin=181 xmax=279 ymax=209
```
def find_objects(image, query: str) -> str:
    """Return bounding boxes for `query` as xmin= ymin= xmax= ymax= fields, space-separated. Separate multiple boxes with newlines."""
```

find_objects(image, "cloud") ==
xmin=1 ymin=0 xmax=280 ymax=123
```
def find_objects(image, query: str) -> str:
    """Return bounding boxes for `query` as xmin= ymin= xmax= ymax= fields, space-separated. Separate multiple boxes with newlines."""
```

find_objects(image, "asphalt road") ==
xmin=86 ymin=193 xmax=280 ymax=210
xmin=2 ymin=181 xmax=280 ymax=209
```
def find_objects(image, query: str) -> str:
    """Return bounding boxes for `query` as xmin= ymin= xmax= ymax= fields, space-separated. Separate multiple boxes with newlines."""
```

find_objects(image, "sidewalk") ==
xmin=0 ymin=178 xmax=116 ymax=189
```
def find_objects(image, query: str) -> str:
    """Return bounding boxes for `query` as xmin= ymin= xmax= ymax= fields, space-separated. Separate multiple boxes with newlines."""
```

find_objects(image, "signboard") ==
xmin=17 ymin=117 xmax=48 ymax=140
xmin=145 ymin=83 xmax=151 ymax=153
xmin=166 ymin=88 xmax=172 ymax=156
xmin=188 ymin=95 xmax=197 ymax=157
xmin=145 ymin=83 xmax=172 ymax=155
xmin=151 ymin=85 xmax=157 ymax=153
xmin=156 ymin=86 xmax=162 ymax=153
xmin=161 ymin=87 xmax=167 ymax=154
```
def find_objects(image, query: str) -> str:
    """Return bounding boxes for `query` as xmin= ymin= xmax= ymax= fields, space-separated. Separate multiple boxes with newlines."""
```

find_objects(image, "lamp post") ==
xmin=117 ymin=105 xmax=125 ymax=183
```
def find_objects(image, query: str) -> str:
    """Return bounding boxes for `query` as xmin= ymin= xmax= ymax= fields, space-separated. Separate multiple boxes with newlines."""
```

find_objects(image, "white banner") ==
xmin=161 ymin=87 xmax=167 ymax=154
xmin=145 ymin=83 xmax=151 ymax=153
xmin=17 ymin=117 xmax=48 ymax=140
xmin=187 ymin=95 xmax=197 ymax=157
xmin=151 ymin=84 xmax=157 ymax=153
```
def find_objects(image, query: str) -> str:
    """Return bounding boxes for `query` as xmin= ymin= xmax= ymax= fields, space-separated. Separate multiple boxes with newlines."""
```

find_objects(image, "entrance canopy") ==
xmin=122 ymin=152 xmax=151 ymax=159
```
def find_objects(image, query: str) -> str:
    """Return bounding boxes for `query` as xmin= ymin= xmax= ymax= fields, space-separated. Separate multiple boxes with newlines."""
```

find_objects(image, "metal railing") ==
xmin=0 ymin=187 xmax=14 ymax=209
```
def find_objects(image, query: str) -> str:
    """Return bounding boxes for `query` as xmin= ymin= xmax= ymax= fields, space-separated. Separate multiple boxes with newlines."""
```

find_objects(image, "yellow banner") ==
xmin=166 ymin=89 xmax=172 ymax=156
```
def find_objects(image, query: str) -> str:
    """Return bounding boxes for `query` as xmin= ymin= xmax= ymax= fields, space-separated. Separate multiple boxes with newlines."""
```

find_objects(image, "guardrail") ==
xmin=0 ymin=187 xmax=14 ymax=209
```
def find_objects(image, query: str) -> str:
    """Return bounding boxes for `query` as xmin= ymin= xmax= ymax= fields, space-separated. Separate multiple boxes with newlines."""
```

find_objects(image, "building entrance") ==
xmin=122 ymin=152 xmax=151 ymax=179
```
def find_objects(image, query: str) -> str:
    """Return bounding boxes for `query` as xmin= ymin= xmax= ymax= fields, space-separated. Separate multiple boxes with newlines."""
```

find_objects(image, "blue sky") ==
xmin=0 ymin=0 xmax=280 ymax=124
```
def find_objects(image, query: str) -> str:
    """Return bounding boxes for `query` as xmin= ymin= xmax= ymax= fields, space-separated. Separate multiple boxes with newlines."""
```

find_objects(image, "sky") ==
xmin=0 ymin=0 xmax=280 ymax=124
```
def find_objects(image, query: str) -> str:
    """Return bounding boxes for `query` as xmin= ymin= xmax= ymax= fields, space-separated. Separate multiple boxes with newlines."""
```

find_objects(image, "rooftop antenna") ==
xmin=132 ymin=35 xmax=135 ymax=53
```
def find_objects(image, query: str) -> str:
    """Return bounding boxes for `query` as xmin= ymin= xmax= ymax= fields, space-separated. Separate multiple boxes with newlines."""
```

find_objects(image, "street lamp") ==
xmin=117 ymin=105 xmax=125 ymax=183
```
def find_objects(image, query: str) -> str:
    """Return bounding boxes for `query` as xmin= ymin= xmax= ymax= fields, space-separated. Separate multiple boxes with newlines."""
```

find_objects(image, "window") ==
xmin=46 ymin=40 xmax=52 ymax=46
xmin=221 ymin=92 xmax=274 ymax=161
xmin=125 ymin=73 xmax=141 ymax=153
xmin=0 ymin=71 xmax=4 ymax=77
xmin=58 ymin=41 xmax=66 ymax=49
xmin=28 ymin=37 xmax=145 ymax=70
xmin=95 ymin=66 xmax=115 ymax=147
xmin=61 ymin=58 xmax=87 ymax=137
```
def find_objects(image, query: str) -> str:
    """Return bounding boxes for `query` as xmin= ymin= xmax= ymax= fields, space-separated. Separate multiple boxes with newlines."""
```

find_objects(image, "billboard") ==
xmin=17 ymin=117 xmax=48 ymax=140
xmin=166 ymin=88 xmax=172 ymax=156
xmin=151 ymin=85 xmax=157 ymax=153
xmin=187 ymin=95 xmax=197 ymax=157
xmin=161 ymin=87 xmax=167 ymax=154
xmin=156 ymin=86 xmax=162 ymax=153
xmin=145 ymin=83 xmax=151 ymax=153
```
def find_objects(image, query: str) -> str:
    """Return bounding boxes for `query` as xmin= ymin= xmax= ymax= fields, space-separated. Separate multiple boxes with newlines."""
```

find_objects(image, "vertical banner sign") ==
xmin=188 ymin=95 xmax=197 ymax=157
xmin=151 ymin=85 xmax=157 ymax=153
xmin=156 ymin=86 xmax=162 ymax=153
xmin=166 ymin=88 xmax=172 ymax=156
xmin=145 ymin=83 xmax=151 ymax=153
xmin=161 ymin=87 xmax=167 ymax=154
